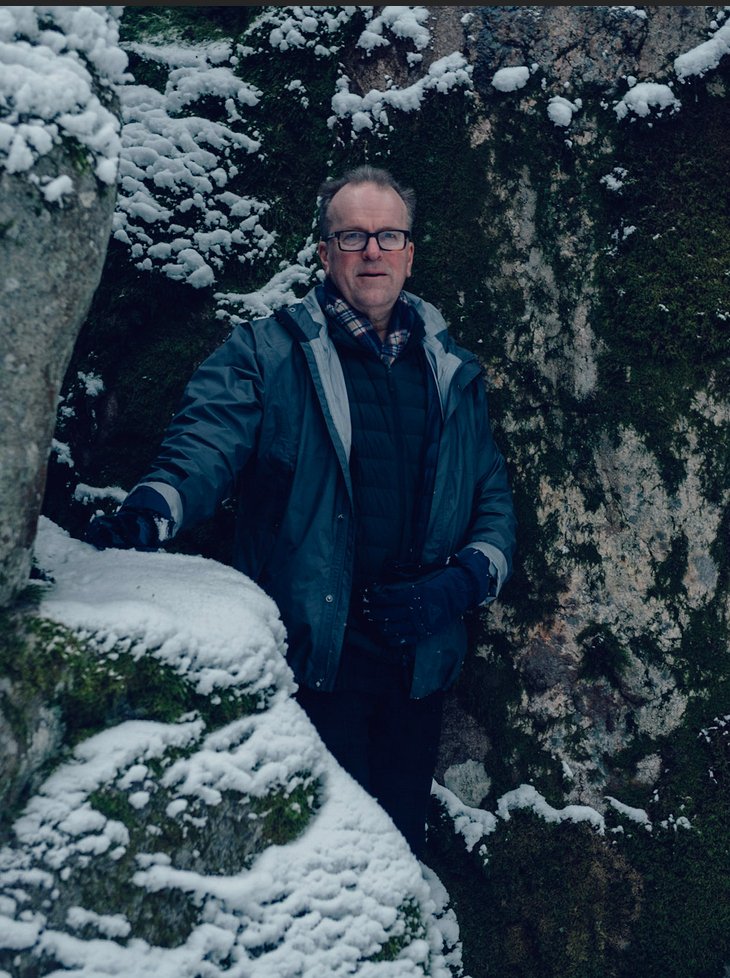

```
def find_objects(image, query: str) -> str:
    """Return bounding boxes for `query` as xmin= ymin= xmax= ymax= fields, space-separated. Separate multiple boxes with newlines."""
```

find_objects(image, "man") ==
xmin=87 ymin=165 xmax=516 ymax=856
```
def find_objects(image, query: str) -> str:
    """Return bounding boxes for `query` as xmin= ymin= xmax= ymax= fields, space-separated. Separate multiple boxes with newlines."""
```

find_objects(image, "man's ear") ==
xmin=317 ymin=239 xmax=330 ymax=274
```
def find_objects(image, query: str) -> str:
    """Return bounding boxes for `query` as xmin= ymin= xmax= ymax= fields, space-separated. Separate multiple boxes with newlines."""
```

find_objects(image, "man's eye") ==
xmin=380 ymin=231 xmax=398 ymax=241
xmin=341 ymin=231 xmax=365 ymax=245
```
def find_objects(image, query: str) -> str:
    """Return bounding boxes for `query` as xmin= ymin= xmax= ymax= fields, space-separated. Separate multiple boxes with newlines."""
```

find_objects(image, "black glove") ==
xmin=361 ymin=548 xmax=496 ymax=647
xmin=85 ymin=507 xmax=164 ymax=551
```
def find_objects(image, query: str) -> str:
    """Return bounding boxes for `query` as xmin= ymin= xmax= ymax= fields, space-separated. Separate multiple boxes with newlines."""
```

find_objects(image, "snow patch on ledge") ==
xmin=497 ymin=784 xmax=606 ymax=832
xmin=675 ymin=19 xmax=730 ymax=79
xmin=329 ymin=52 xmax=473 ymax=136
xmin=614 ymin=80 xmax=681 ymax=120
xmin=491 ymin=66 xmax=530 ymax=93
xmin=34 ymin=518 xmax=291 ymax=700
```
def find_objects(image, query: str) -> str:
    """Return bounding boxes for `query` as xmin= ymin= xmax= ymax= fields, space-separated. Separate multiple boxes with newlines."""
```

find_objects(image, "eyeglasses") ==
xmin=325 ymin=229 xmax=411 ymax=252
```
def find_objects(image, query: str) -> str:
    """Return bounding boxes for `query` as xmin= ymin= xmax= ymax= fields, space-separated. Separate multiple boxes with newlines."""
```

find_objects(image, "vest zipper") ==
xmin=386 ymin=360 xmax=410 ymax=557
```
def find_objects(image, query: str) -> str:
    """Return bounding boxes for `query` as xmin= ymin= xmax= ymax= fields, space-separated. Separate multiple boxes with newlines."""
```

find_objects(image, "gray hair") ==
xmin=317 ymin=165 xmax=415 ymax=238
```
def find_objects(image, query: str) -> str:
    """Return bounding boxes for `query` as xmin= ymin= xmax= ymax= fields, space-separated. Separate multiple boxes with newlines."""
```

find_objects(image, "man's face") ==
xmin=318 ymin=182 xmax=414 ymax=332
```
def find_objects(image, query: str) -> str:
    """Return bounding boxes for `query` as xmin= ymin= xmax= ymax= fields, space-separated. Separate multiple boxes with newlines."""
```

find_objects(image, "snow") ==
xmin=601 ymin=166 xmax=629 ymax=192
xmin=0 ymin=519 xmax=461 ymax=977
xmin=215 ymin=241 xmax=319 ymax=321
xmin=113 ymin=59 xmax=270 ymax=288
xmin=491 ymin=66 xmax=530 ymax=93
xmin=329 ymin=53 xmax=472 ymax=135
xmin=5 ymin=7 xmax=730 ymax=965
xmin=431 ymin=782 xmax=497 ymax=853
xmin=66 ymin=906 xmax=131 ymax=939
xmin=73 ymin=483 xmax=128 ymax=506
xmin=606 ymin=796 xmax=651 ymax=827
xmin=497 ymin=785 xmax=606 ymax=833
xmin=250 ymin=6 xmax=359 ymax=56
xmin=675 ymin=20 xmax=730 ymax=79
xmin=34 ymin=519 xmax=290 ymax=700
xmin=611 ymin=6 xmax=648 ymax=20
xmin=358 ymin=7 xmax=431 ymax=54
xmin=614 ymin=81 xmax=681 ymax=120
xmin=0 ymin=512 xmax=685 ymax=971
xmin=0 ymin=7 xmax=127 ymax=185
xmin=77 ymin=370 xmax=105 ymax=397
xmin=41 ymin=173 xmax=73 ymax=202
xmin=4 ymin=3 xmax=730 ymax=302
xmin=51 ymin=439 xmax=74 ymax=467
xmin=547 ymin=95 xmax=580 ymax=127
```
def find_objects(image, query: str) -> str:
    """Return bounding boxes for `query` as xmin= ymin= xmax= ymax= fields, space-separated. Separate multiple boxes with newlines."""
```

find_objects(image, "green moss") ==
xmin=249 ymin=777 xmax=320 ymax=849
xmin=120 ymin=6 xmax=256 ymax=46
xmin=647 ymin=533 xmax=688 ymax=606
xmin=73 ymin=766 xmax=322 ymax=948
xmin=89 ymin=766 xmax=320 ymax=871
xmin=590 ymin=72 xmax=730 ymax=493
xmin=49 ymin=240 xmax=230 ymax=508
xmin=426 ymin=803 xmax=642 ymax=978
xmin=673 ymin=602 xmax=729 ymax=691
xmin=32 ymin=13 xmax=730 ymax=974
xmin=371 ymin=898 xmax=428 ymax=964
xmin=614 ymin=704 xmax=730 ymax=977
xmin=0 ymin=603 xmax=259 ymax=756
xmin=57 ymin=134 xmax=95 ymax=177
xmin=454 ymin=633 xmax=565 ymax=803
xmin=0 ymin=608 xmax=82 ymax=728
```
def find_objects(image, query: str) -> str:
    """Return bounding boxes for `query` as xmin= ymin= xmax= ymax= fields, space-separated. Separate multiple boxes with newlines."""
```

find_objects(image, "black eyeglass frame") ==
xmin=324 ymin=229 xmax=411 ymax=252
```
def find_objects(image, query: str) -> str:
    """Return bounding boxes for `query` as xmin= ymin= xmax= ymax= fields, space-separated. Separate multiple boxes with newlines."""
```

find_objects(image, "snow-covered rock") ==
xmin=0 ymin=520 xmax=462 ymax=978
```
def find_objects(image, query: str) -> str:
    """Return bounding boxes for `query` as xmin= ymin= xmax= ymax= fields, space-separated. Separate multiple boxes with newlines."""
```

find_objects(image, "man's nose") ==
xmin=362 ymin=235 xmax=382 ymax=259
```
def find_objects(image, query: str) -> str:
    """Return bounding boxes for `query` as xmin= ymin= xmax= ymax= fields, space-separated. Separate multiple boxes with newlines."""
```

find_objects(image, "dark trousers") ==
xmin=296 ymin=682 xmax=444 ymax=857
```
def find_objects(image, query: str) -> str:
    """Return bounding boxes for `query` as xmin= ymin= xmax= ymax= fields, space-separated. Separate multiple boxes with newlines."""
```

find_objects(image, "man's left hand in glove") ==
xmin=361 ymin=547 xmax=497 ymax=647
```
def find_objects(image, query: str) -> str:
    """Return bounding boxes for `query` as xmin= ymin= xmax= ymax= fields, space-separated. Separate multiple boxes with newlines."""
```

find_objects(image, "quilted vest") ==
xmin=329 ymin=320 xmax=431 ymax=591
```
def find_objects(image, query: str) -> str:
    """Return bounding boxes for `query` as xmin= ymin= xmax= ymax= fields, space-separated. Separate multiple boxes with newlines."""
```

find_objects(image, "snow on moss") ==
xmin=34 ymin=519 xmax=290 ymax=700
xmin=357 ymin=7 xmax=431 ymax=54
xmin=0 ymin=6 xmax=127 ymax=185
xmin=113 ymin=38 xmax=269 ymax=289
xmin=248 ymin=5 xmax=358 ymax=57
xmin=329 ymin=53 xmax=472 ymax=136
xmin=0 ymin=520 xmax=462 ymax=977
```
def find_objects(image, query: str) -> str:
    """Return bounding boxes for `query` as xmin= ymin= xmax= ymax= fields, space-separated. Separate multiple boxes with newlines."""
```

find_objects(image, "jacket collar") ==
xmin=283 ymin=286 xmax=481 ymax=420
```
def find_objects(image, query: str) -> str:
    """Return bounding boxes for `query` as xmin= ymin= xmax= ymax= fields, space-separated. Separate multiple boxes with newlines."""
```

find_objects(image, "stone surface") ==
xmin=0 ymin=152 xmax=115 ymax=606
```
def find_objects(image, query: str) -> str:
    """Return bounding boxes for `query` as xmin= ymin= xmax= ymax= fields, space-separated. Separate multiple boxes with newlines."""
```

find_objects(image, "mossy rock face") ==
xmin=0 ymin=593 xmax=265 ymax=842
xmin=0 ymin=601 xmax=325 ymax=971
xmin=0 ymin=716 xmax=323 ymax=973
xmin=426 ymin=804 xmax=642 ymax=978
xmin=432 ymin=39 xmax=730 ymax=812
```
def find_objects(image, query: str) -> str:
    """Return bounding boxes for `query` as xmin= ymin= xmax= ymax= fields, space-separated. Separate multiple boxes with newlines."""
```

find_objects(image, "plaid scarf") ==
xmin=321 ymin=280 xmax=412 ymax=367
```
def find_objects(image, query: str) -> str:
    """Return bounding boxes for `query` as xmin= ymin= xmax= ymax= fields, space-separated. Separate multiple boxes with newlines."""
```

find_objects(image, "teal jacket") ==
xmin=138 ymin=287 xmax=516 ymax=698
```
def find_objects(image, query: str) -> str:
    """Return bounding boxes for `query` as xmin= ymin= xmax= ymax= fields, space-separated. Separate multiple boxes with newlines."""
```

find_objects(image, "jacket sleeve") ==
xmin=135 ymin=323 xmax=264 ymax=534
xmin=464 ymin=383 xmax=517 ymax=595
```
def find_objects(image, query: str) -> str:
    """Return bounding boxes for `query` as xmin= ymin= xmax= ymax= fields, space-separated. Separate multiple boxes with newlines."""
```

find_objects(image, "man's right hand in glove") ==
xmin=85 ymin=508 xmax=163 ymax=551
xmin=85 ymin=486 xmax=173 ymax=552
